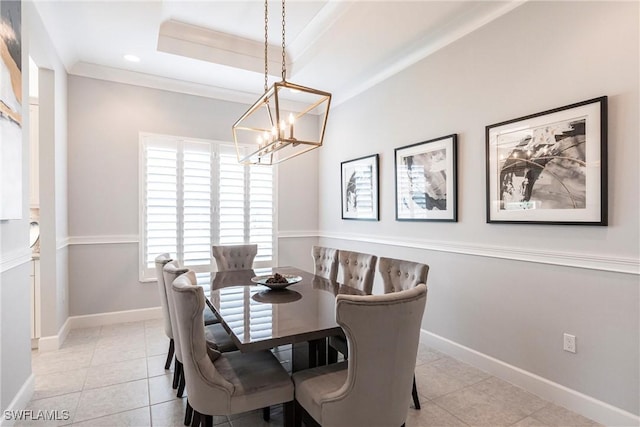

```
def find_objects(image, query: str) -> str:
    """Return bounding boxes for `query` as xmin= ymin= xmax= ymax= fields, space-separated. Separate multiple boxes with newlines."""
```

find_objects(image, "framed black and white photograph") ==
xmin=341 ymin=154 xmax=379 ymax=221
xmin=486 ymin=96 xmax=607 ymax=225
xmin=395 ymin=134 xmax=457 ymax=222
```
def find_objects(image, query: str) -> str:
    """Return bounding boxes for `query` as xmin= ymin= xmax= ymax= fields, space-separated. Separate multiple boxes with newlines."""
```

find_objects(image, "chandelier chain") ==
xmin=264 ymin=0 xmax=269 ymax=93
xmin=281 ymin=0 xmax=286 ymax=81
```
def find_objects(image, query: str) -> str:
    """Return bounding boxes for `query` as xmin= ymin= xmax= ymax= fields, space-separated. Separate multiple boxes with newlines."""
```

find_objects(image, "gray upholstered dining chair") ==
xmin=292 ymin=284 xmax=428 ymax=427
xmin=312 ymin=246 xmax=339 ymax=282
xmin=154 ymin=253 xmax=175 ymax=371
xmin=211 ymin=244 xmax=258 ymax=271
xmin=163 ymin=263 xmax=236 ymax=399
xmin=337 ymin=250 xmax=377 ymax=294
xmin=329 ymin=250 xmax=377 ymax=358
xmin=379 ymin=256 xmax=430 ymax=410
xmin=171 ymin=272 xmax=294 ymax=427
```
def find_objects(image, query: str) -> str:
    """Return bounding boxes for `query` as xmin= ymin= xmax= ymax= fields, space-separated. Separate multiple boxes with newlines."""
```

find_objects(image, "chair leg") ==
xmin=184 ymin=400 xmax=193 ymax=426
xmin=293 ymin=401 xmax=303 ymax=427
xmin=173 ymin=360 xmax=182 ymax=389
xmin=284 ymin=401 xmax=294 ymax=427
xmin=204 ymin=415 xmax=213 ymax=427
xmin=165 ymin=339 xmax=175 ymax=370
xmin=412 ymin=374 xmax=420 ymax=410
xmin=295 ymin=401 xmax=320 ymax=427
xmin=191 ymin=410 xmax=201 ymax=427
xmin=177 ymin=369 xmax=186 ymax=398
xmin=262 ymin=406 xmax=270 ymax=421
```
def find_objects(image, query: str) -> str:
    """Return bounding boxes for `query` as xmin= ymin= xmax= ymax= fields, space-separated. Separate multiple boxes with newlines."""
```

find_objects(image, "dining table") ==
xmin=206 ymin=266 xmax=363 ymax=372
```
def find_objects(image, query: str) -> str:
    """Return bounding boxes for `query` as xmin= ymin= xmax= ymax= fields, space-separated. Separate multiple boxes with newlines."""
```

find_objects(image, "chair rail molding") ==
xmin=318 ymin=231 xmax=639 ymax=275
xmin=277 ymin=230 xmax=319 ymax=239
xmin=67 ymin=235 xmax=139 ymax=246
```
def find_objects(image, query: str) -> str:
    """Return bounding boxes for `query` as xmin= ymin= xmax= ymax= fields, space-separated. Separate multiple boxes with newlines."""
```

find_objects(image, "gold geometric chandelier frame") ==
xmin=232 ymin=0 xmax=331 ymax=165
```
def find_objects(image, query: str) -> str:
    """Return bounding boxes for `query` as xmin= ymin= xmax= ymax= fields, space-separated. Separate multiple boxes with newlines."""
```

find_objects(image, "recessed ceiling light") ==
xmin=124 ymin=54 xmax=140 ymax=63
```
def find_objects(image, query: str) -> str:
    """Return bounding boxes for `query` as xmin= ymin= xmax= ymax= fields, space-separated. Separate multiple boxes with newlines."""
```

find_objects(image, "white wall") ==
xmin=318 ymin=1 xmax=638 ymax=418
xmin=0 ymin=1 xmax=39 ymax=413
xmin=67 ymin=76 xmax=318 ymax=316
xmin=27 ymin=3 xmax=69 ymax=339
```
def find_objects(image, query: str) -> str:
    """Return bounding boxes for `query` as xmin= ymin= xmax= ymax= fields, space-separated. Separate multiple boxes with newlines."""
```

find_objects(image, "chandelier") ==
xmin=232 ymin=0 xmax=331 ymax=165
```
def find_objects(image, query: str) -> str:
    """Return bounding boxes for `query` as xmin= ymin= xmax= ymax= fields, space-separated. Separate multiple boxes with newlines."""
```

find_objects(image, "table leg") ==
xmin=308 ymin=341 xmax=318 ymax=368
xmin=291 ymin=342 xmax=309 ymax=372
xmin=317 ymin=338 xmax=327 ymax=366
xmin=327 ymin=345 xmax=338 ymax=364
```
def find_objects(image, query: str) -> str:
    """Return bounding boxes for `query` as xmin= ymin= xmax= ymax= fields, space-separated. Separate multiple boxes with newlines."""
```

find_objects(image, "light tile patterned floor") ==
xmin=20 ymin=319 xmax=601 ymax=426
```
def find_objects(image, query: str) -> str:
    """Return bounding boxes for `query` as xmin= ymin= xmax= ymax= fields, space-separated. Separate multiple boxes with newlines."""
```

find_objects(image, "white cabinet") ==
xmin=29 ymin=103 xmax=39 ymax=208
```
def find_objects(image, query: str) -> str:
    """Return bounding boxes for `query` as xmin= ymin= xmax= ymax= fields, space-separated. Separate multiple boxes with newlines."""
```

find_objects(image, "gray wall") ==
xmin=67 ymin=76 xmax=318 ymax=315
xmin=318 ymin=1 xmax=638 ymax=415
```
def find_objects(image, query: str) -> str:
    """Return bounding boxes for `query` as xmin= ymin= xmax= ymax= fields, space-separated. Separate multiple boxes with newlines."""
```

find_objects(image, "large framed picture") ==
xmin=341 ymin=154 xmax=379 ymax=221
xmin=0 ymin=0 xmax=22 ymax=220
xmin=486 ymin=96 xmax=607 ymax=225
xmin=395 ymin=134 xmax=457 ymax=221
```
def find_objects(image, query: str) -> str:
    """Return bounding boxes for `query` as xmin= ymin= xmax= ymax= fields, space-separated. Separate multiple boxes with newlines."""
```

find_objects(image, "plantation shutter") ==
xmin=140 ymin=135 xmax=275 ymax=281
xmin=143 ymin=137 xmax=178 ymax=270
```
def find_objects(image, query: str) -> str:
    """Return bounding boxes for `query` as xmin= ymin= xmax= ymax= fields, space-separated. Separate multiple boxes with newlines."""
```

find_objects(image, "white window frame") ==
xmin=138 ymin=132 xmax=278 ymax=282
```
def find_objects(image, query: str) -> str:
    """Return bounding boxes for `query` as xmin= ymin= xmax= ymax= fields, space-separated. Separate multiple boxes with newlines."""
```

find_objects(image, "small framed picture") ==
xmin=486 ymin=96 xmax=607 ymax=225
xmin=395 ymin=134 xmax=458 ymax=222
xmin=341 ymin=154 xmax=379 ymax=221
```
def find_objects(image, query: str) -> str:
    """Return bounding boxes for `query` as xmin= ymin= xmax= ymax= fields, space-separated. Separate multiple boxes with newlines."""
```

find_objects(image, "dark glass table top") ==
xmin=207 ymin=267 xmax=363 ymax=352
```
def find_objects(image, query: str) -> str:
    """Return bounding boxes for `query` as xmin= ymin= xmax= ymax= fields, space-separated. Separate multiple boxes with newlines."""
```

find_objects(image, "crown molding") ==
xmin=69 ymin=62 xmax=262 ymax=105
xmin=287 ymin=1 xmax=355 ymax=62
xmin=69 ymin=62 xmax=322 ymax=114
xmin=333 ymin=0 xmax=527 ymax=106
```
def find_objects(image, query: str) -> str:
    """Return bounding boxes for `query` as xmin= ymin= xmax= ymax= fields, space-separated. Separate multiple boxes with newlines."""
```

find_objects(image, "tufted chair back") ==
xmin=378 ymin=257 xmax=429 ymax=294
xmin=311 ymin=246 xmax=339 ymax=282
xmin=338 ymin=250 xmax=377 ymax=295
xmin=163 ymin=261 xmax=189 ymax=362
xmin=211 ymin=244 xmax=258 ymax=271
xmin=321 ymin=284 xmax=427 ymax=426
xmin=154 ymin=253 xmax=173 ymax=339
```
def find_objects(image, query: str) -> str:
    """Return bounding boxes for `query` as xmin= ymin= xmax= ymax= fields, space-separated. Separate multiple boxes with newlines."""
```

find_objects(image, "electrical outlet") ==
xmin=563 ymin=333 xmax=576 ymax=353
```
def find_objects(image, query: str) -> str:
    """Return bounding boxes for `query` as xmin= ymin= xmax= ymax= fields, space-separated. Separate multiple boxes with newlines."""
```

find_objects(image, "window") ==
xmin=139 ymin=133 xmax=275 ymax=281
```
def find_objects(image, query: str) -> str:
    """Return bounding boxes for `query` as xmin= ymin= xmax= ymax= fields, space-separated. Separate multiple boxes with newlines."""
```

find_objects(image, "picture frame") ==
xmin=486 ymin=96 xmax=607 ymax=225
xmin=395 ymin=134 xmax=457 ymax=222
xmin=341 ymin=154 xmax=379 ymax=221
xmin=0 ymin=1 xmax=22 ymax=220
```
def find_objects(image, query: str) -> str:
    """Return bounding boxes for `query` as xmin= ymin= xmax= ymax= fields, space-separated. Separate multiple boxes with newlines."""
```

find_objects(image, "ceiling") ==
xmin=34 ymin=1 xmax=523 ymax=107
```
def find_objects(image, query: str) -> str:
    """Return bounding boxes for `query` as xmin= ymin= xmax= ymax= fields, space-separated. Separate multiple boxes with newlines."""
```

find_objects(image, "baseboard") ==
xmin=37 ymin=317 xmax=70 ymax=352
xmin=67 ymin=306 xmax=162 ymax=329
xmin=0 ymin=374 xmax=35 ymax=427
xmin=421 ymin=330 xmax=640 ymax=427
xmin=37 ymin=307 xmax=162 ymax=352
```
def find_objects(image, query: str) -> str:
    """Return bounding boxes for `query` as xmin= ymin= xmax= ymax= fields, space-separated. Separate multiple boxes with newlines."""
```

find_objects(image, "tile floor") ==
xmin=21 ymin=319 xmax=601 ymax=426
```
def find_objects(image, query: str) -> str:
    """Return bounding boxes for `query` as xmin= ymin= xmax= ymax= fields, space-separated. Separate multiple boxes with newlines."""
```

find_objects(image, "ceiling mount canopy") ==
xmin=232 ymin=0 xmax=331 ymax=165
